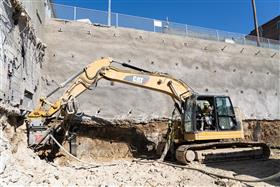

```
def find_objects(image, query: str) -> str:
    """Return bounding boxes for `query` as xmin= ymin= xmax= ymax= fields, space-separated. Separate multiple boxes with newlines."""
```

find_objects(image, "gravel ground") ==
xmin=1 ymin=117 xmax=279 ymax=186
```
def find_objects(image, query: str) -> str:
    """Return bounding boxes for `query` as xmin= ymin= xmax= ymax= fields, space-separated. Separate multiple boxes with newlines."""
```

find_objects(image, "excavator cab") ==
xmin=176 ymin=95 xmax=269 ymax=163
xmin=182 ymin=95 xmax=242 ymax=141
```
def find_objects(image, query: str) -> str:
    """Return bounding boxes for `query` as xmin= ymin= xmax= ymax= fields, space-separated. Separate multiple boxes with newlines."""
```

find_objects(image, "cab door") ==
xmin=183 ymin=95 xmax=197 ymax=132
xmin=215 ymin=97 xmax=239 ymax=130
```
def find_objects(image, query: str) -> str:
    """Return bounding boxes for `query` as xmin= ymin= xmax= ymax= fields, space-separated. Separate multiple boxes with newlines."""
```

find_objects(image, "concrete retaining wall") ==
xmin=43 ymin=20 xmax=280 ymax=120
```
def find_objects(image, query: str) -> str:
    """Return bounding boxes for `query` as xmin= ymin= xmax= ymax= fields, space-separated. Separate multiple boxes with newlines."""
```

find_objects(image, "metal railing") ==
xmin=51 ymin=3 xmax=280 ymax=50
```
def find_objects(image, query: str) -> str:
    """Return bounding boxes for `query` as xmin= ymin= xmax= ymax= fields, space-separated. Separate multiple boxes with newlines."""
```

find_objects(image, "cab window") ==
xmin=215 ymin=97 xmax=237 ymax=130
xmin=216 ymin=97 xmax=234 ymax=116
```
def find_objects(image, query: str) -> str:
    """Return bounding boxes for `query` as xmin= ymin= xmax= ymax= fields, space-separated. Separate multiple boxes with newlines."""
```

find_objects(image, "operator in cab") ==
xmin=200 ymin=101 xmax=213 ymax=130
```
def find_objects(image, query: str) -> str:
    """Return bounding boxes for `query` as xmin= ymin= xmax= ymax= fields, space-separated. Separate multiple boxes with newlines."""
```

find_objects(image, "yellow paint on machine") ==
xmin=184 ymin=131 xmax=244 ymax=141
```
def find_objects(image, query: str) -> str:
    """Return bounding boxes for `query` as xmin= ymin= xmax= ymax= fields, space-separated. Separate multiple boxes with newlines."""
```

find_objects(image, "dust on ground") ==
xmin=1 ymin=113 xmax=280 ymax=186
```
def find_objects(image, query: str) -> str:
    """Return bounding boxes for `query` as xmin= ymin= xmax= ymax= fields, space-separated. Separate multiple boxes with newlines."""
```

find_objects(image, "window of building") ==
xmin=277 ymin=21 xmax=280 ymax=29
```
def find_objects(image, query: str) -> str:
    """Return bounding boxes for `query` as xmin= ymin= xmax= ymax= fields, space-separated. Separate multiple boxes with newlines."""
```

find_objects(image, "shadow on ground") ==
xmin=206 ymin=157 xmax=280 ymax=186
xmin=69 ymin=116 xmax=159 ymax=158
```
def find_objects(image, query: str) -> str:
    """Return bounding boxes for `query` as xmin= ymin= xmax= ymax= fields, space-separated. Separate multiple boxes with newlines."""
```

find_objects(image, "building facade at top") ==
xmin=249 ymin=15 xmax=280 ymax=41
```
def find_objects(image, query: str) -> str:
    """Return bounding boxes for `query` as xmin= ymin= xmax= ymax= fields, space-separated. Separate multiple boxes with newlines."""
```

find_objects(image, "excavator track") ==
xmin=175 ymin=142 xmax=270 ymax=164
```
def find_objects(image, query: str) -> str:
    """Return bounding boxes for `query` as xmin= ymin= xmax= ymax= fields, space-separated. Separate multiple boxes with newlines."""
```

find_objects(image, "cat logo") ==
xmin=132 ymin=76 xmax=144 ymax=84
xmin=124 ymin=75 xmax=149 ymax=84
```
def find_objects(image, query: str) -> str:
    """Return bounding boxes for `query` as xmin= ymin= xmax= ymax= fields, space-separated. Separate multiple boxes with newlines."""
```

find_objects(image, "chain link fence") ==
xmin=51 ymin=3 xmax=280 ymax=50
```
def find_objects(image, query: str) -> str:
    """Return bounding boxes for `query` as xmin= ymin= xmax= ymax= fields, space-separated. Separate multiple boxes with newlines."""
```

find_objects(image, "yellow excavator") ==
xmin=26 ymin=57 xmax=270 ymax=163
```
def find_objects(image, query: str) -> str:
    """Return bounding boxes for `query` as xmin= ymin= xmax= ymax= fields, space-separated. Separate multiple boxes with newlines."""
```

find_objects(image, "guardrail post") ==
xmin=108 ymin=0 xmax=111 ymax=26
xmin=116 ymin=13 xmax=119 ymax=27
xmin=216 ymin=30 xmax=219 ymax=41
xmin=74 ymin=6 xmax=77 ymax=20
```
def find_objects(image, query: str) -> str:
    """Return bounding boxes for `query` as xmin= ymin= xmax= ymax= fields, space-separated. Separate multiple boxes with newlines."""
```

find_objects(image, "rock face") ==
xmin=243 ymin=120 xmax=280 ymax=146
xmin=0 ymin=0 xmax=51 ymax=111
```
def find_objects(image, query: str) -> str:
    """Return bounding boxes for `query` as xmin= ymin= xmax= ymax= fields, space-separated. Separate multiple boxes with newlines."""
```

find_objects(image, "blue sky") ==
xmin=53 ymin=0 xmax=280 ymax=34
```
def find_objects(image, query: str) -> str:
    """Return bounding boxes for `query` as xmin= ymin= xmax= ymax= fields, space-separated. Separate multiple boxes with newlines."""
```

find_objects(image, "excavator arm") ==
xmin=28 ymin=57 xmax=193 ymax=119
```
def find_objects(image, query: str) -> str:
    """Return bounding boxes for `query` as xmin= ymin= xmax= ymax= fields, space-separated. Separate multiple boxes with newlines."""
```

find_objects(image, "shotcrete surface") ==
xmin=42 ymin=20 xmax=280 ymax=120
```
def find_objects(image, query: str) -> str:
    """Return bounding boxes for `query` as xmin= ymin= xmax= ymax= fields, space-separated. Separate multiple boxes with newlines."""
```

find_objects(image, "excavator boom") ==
xmin=28 ymin=57 xmax=192 ymax=119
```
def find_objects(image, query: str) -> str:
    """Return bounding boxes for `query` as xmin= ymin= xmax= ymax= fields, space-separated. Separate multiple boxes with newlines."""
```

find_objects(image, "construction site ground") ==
xmin=1 ymin=113 xmax=280 ymax=186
